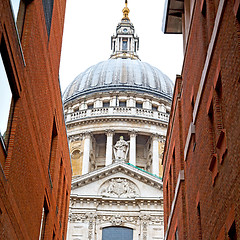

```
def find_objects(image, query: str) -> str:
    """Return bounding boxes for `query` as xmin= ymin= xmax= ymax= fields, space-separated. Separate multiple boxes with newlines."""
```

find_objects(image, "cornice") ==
xmin=66 ymin=115 xmax=168 ymax=129
xmin=71 ymin=162 xmax=163 ymax=191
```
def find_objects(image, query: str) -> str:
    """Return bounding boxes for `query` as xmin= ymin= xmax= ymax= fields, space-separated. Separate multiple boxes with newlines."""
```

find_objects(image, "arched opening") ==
xmin=102 ymin=226 xmax=133 ymax=240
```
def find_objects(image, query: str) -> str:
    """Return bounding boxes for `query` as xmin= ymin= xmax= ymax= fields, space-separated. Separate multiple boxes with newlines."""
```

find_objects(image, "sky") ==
xmin=59 ymin=0 xmax=184 ymax=93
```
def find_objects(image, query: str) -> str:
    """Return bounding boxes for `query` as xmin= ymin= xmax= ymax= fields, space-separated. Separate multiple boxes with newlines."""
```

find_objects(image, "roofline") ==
xmin=162 ymin=0 xmax=183 ymax=34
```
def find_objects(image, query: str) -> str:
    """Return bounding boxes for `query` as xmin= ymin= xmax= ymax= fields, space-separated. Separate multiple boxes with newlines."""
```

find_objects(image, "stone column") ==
xmin=152 ymin=134 xmax=159 ymax=176
xmin=105 ymin=130 xmax=114 ymax=166
xmin=129 ymin=131 xmax=137 ymax=166
xmin=82 ymin=132 xmax=91 ymax=175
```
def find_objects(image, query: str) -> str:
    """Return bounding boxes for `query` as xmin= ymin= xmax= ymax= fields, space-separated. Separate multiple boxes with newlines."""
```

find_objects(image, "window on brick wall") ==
xmin=56 ymin=159 xmax=63 ymax=215
xmin=172 ymin=149 xmax=176 ymax=190
xmin=166 ymin=182 xmax=170 ymax=220
xmin=39 ymin=200 xmax=49 ymax=240
xmin=60 ymin=176 xmax=66 ymax=227
xmin=48 ymin=120 xmax=58 ymax=188
xmin=197 ymin=203 xmax=202 ymax=240
xmin=228 ymin=221 xmax=237 ymax=240
xmin=175 ymin=228 xmax=179 ymax=240
xmin=42 ymin=0 xmax=54 ymax=38
xmin=234 ymin=0 xmax=240 ymax=22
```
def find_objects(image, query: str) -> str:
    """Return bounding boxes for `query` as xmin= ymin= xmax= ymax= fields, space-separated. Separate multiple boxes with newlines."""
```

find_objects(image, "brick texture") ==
xmin=163 ymin=1 xmax=240 ymax=239
xmin=0 ymin=0 xmax=72 ymax=239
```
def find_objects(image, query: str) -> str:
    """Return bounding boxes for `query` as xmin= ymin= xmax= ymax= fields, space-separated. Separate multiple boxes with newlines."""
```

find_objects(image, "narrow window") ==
xmin=39 ymin=200 xmax=49 ymax=240
xmin=56 ymin=159 xmax=63 ymax=214
xmin=228 ymin=221 xmax=237 ymax=240
xmin=42 ymin=0 xmax=54 ymax=38
xmin=62 ymin=191 xmax=69 ymax=237
xmin=48 ymin=120 xmax=58 ymax=188
xmin=122 ymin=38 xmax=128 ymax=51
xmin=197 ymin=203 xmax=202 ymax=239
xmin=60 ymin=176 xmax=66 ymax=226
xmin=172 ymin=149 xmax=176 ymax=189
xmin=175 ymin=228 xmax=179 ymax=240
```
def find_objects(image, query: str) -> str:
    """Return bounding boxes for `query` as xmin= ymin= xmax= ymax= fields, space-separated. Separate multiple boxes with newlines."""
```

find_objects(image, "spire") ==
xmin=110 ymin=0 xmax=139 ymax=60
xmin=122 ymin=0 xmax=130 ymax=21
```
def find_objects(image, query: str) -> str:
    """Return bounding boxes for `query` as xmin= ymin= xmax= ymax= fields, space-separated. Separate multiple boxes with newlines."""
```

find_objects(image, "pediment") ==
xmin=71 ymin=162 xmax=163 ymax=198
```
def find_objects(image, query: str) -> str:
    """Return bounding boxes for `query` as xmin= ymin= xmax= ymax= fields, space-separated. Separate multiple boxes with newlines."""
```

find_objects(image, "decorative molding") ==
xmin=71 ymin=162 xmax=163 ymax=190
xmin=100 ymin=178 xmax=140 ymax=198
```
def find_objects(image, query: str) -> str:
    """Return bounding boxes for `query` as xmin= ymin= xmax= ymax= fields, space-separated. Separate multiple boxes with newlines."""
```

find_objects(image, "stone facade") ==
xmin=64 ymin=2 xmax=173 ymax=239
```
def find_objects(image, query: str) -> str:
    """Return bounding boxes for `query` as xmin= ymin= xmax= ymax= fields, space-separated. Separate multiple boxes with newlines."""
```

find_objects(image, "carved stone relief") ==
xmin=99 ymin=178 xmax=140 ymax=198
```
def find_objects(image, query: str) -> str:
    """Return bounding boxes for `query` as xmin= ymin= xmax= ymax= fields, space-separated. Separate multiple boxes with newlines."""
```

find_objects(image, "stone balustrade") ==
xmin=67 ymin=107 xmax=169 ymax=122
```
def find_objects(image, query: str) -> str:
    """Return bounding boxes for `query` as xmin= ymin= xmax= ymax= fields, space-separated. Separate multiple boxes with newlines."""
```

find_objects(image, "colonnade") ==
xmin=81 ymin=131 xmax=160 ymax=176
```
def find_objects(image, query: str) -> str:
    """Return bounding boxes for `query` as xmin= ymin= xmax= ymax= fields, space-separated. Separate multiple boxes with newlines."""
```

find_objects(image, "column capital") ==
xmin=152 ymin=133 xmax=165 ymax=142
xmin=105 ymin=129 xmax=114 ymax=137
xmin=129 ymin=129 xmax=138 ymax=137
xmin=83 ymin=131 xmax=92 ymax=139
xmin=152 ymin=133 xmax=160 ymax=141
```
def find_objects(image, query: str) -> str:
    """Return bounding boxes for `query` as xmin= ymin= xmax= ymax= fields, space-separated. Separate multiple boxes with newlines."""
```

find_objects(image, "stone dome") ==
xmin=63 ymin=58 xmax=174 ymax=103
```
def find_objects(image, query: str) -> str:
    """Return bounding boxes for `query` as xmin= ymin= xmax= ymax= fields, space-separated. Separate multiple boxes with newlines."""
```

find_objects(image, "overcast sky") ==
xmin=59 ymin=0 xmax=183 ymax=92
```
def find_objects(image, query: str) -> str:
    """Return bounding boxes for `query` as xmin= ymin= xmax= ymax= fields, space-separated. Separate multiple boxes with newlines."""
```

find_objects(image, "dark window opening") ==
xmin=175 ymin=228 xmax=179 ymax=240
xmin=42 ymin=0 xmax=54 ymax=38
xmin=122 ymin=38 xmax=128 ymax=51
xmin=228 ymin=221 xmax=237 ymax=240
xmin=152 ymin=105 xmax=158 ymax=111
xmin=197 ymin=203 xmax=202 ymax=240
xmin=88 ymin=104 xmax=93 ymax=109
xmin=136 ymin=102 xmax=142 ymax=108
xmin=48 ymin=120 xmax=58 ymax=188
xmin=103 ymin=102 xmax=110 ymax=107
xmin=39 ymin=200 xmax=49 ymax=240
xmin=119 ymin=101 xmax=126 ymax=107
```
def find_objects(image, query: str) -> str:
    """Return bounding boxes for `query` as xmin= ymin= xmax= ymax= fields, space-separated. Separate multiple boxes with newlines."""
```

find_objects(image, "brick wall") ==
xmin=163 ymin=0 xmax=240 ymax=239
xmin=0 ymin=0 xmax=72 ymax=239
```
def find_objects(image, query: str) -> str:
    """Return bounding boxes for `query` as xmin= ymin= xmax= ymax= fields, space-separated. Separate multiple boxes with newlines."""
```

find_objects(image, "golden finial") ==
xmin=122 ymin=0 xmax=130 ymax=21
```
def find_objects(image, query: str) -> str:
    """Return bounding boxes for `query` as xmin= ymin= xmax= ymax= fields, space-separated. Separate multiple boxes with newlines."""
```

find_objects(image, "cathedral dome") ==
xmin=63 ymin=58 xmax=174 ymax=103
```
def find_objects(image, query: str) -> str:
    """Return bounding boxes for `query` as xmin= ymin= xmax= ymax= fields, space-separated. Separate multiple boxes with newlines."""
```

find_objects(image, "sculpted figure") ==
xmin=113 ymin=136 xmax=129 ymax=161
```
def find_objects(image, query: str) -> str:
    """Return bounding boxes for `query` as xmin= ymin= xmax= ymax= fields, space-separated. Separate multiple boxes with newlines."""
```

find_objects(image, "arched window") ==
xmin=102 ymin=226 xmax=133 ymax=240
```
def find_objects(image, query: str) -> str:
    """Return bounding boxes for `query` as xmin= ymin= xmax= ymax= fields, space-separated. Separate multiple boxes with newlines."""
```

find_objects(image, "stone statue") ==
xmin=113 ymin=136 xmax=129 ymax=161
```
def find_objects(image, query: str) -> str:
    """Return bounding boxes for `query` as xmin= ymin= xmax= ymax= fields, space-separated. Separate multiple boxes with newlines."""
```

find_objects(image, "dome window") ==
xmin=88 ymin=104 xmax=93 ymax=109
xmin=136 ymin=102 xmax=143 ymax=108
xmin=119 ymin=101 xmax=126 ymax=107
xmin=122 ymin=38 xmax=128 ymax=51
xmin=103 ymin=101 xmax=110 ymax=108
xmin=152 ymin=105 xmax=158 ymax=111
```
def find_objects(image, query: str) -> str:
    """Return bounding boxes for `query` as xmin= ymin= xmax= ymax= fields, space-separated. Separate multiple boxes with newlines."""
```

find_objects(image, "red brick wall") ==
xmin=163 ymin=1 xmax=240 ymax=239
xmin=0 ymin=0 xmax=72 ymax=239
